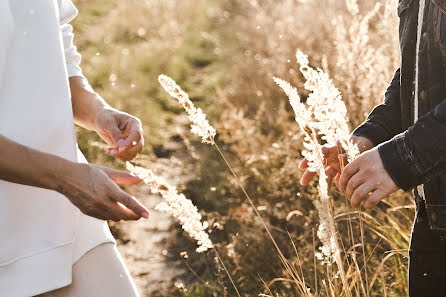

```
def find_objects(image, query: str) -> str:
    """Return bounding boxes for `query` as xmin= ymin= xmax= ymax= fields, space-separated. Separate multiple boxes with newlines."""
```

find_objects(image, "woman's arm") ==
xmin=69 ymin=76 xmax=144 ymax=161
xmin=60 ymin=2 xmax=144 ymax=161
xmin=0 ymin=134 xmax=149 ymax=221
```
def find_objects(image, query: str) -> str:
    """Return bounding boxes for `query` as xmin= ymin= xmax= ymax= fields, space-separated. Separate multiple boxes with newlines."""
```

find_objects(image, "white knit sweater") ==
xmin=0 ymin=1 xmax=114 ymax=296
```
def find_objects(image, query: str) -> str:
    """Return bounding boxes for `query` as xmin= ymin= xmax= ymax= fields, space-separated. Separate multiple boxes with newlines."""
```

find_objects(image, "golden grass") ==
xmin=74 ymin=0 xmax=412 ymax=296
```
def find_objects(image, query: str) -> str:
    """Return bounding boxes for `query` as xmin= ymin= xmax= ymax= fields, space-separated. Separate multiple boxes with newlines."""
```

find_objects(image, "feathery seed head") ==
xmin=158 ymin=75 xmax=216 ymax=144
xmin=126 ymin=162 xmax=213 ymax=253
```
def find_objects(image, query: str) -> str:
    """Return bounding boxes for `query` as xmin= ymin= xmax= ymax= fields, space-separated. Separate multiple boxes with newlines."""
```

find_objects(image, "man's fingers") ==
xmin=364 ymin=190 xmax=386 ymax=209
xmin=113 ymin=190 xmax=149 ymax=218
xmin=321 ymin=145 xmax=340 ymax=157
xmin=339 ymin=160 xmax=360 ymax=193
xmin=351 ymin=183 xmax=375 ymax=208
xmin=334 ymin=173 xmax=341 ymax=189
xmin=300 ymin=146 xmax=341 ymax=170
xmin=326 ymin=167 xmax=338 ymax=185
xmin=338 ymin=153 xmax=348 ymax=170
xmin=299 ymin=158 xmax=309 ymax=170
xmin=345 ymin=173 xmax=364 ymax=201
xmin=300 ymin=170 xmax=317 ymax=186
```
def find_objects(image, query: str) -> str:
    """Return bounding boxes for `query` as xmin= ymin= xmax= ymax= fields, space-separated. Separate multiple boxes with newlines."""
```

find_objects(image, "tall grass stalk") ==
xmin=159 ymin=74 xmax=313 ymax=295
xmin=125 ymin=161 xmax=242 ymax=296
xmin=274 ymin=50 xmax=372 ymax=296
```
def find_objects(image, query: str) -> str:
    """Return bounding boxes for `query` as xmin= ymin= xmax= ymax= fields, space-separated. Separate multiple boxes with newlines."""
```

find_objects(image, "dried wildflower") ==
xmin=272 ymin=77 xmax=311 ymax=129
xmin=126 ymin=162 xmax=213 ymax=253
xmin=314 ymin=170 xmax=339 ymax=263
xmin=295 ymin=50 xmax=359 ymax=162
xmin=158 ymin=75 xmax=216 ymax=144
xmin=226 ymin=243 xmax=236 ymax=258
xmin=174 ymin=281 xmax=187 ymax=292
xmin=273 ymin=77 xmax=322 ymax=172
xmin=274 ymin=51 xmax=352 ymax=290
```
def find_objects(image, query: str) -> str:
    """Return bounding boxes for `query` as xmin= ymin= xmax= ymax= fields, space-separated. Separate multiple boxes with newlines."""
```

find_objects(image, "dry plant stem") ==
xmin=321 ymin=187 xmax=351 ymax=297
xmin=338 ymin=143 xmax=369 ymax=297
xmin=159 ymin=75 xmax=307 ymax=294
xmin=287 ymin=231 xmax=307 ymax=290
xmin=359 ymin=209 xmax=370 ymax=297
xmin=352 ymin=252 xmax=367 ymax=296
xmin=337 ymin=143 xmax=367 ymax=295
xmin=309 ymin=133 xmax=351 ymax=297
xmin=312 ymin=228 xmax=319 ymax=297
xmin=214 ymin=143 xmax=309 ymax=295
xmin=182 ymin=258 xmax=218 ymax=290
xmin=213 ymin=247 xmax=241 ymax=297
xmin=259 ymin=276 xmax=275 ymax=297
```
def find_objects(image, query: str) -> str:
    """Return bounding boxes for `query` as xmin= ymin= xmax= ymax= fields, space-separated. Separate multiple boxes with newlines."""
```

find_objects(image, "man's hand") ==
xmin=59 ymin=163 xmax=149 ymax=221
xmin=339 ymin=147 xmax=398 ymax=209
xmin=299 ymin=136 xmax=374 ymax=187
xmin=95 ymin=108 xmax=144 ymax=161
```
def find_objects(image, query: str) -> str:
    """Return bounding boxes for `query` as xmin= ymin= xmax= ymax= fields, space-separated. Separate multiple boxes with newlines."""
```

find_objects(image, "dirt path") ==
xmin=111 ymin=115 xmax=198 ymax=296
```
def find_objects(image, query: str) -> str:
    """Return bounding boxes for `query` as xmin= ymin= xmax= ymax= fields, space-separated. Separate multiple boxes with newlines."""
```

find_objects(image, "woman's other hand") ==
xmin=69 ymin=77 xmax=144 ymax=161
xmin=94 ymin=108 xmax=144 ymax=161
xmin=59 ymin=163 xmax=149 ymax=221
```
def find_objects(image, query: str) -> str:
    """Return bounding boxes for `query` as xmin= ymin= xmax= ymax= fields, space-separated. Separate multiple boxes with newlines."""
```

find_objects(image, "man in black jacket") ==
xmin=300 ymin=0 xmax=446 ymax=295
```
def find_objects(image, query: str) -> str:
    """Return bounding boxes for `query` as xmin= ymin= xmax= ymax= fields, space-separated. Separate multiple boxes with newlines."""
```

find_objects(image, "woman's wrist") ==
xmin=44 ymin=157 xmax=80 ymax=194
xmin=69 ymin=76 xmax=109 ymax=131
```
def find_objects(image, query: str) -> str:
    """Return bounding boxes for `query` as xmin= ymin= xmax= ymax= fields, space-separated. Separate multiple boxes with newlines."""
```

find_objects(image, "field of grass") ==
xmin=73 ymin=0 xmax=414 ymax=296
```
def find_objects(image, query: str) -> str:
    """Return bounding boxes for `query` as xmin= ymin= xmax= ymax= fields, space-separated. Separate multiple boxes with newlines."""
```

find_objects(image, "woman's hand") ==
xmin=59 ymin=162 xmax=149 ymax=221
xmin=94 ymin=108 xmax=144 ymax=161
xmin=69 ymin=77 xmax=144 ymax=161
xmin=299 ymin=136 xmax=374 ymax=187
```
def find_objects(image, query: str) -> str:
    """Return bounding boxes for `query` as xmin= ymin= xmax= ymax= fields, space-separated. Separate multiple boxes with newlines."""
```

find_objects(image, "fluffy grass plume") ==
xmin=274 ymin=50 xmax=363 ymax=296
xmin=126 ymin=162 xmax=213 ymax=253
xmin=158 ymin=74 xmax=216 ymax=144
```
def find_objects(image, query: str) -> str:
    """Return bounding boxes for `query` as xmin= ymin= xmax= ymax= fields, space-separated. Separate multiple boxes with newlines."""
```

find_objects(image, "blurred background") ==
xmin=73 ymin=0 xmax=413 ymax=296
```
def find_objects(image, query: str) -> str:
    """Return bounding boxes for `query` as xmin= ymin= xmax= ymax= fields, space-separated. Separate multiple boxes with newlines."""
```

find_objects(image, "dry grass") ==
xmin=73 ymin=0 xmax=412 ymax=296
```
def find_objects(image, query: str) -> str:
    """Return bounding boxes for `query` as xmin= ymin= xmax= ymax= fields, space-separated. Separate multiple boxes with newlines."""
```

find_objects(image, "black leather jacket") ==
xmin=353 ymin=0 xmax=446 ymax=230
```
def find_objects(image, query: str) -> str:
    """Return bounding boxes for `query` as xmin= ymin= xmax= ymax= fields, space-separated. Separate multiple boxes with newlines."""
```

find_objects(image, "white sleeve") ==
xmin=0 ymin=4 xmax=13 ymax=87
xmin=59 ymin=0 xmax=85 ymax=79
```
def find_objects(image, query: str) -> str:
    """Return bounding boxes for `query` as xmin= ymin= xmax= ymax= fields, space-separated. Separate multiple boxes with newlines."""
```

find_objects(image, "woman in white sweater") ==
xmin=0 ymin=1 xmax=148 ymax=296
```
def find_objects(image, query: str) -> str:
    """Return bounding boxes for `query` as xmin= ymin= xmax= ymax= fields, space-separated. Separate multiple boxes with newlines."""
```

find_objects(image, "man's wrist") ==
xmin=351 ymin=135 xmax=374 ymax=153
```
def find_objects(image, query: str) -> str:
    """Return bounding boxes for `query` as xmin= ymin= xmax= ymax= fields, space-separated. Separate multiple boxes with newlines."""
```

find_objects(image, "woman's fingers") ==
xmin=113 ymin=201 xmax=142 ymax=221
xmin=111 ymin=188 xmax=149 ymax=218
xmin=114 ymin=140 xmax=143 ymax=162
xmin=94 ymin=165 xmax=143 ymax=185
xmin=120 ymin=128 xmax=143 ymax=152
